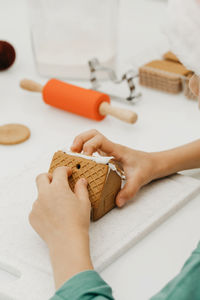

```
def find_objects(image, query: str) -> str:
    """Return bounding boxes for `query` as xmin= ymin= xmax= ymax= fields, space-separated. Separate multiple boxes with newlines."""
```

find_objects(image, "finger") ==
xmin=82 ymin=134 xmax=116 ymax=157
xmin=74 ymin=178 xmax=90 ymax=205
xmin=52 ymin=166 xmax=72 ymax=186
xmin=36 ymin=173 xmax=51 ymax=190
xmin=71 ymin=129 xmax=100 ymax=153
xmin=116 ymin=178 xmax=139 ymax=207
xmin=71 ymin=129 xmax=118 ymax=157
xmin=97 ymin=149 xmax=107 ymax=156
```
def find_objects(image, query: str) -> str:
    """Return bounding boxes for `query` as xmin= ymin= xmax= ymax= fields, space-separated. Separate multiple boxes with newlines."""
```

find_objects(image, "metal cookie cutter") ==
xmin=88 ymin=58 xmax=142 ymax=105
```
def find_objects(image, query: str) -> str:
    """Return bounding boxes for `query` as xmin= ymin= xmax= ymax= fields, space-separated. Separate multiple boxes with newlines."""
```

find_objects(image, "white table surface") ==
xmin=1 ymin=0 xmax=200 ymax=299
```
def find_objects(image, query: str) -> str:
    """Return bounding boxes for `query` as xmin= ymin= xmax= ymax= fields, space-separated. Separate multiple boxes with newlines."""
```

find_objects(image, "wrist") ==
xmin=48 ymin=230 xmax=93 ymax=290
xmin=150 ymin=151 xmax=172 ymax=180
xmin=47 ymin=227 xmax=90 ymax=251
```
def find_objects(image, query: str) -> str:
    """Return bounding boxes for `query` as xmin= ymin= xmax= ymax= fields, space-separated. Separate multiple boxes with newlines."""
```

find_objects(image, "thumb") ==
xmin=116 ymin=178 xmax=140 ymax=207
xmin=74 ymin=178 xmax=90 ymax=204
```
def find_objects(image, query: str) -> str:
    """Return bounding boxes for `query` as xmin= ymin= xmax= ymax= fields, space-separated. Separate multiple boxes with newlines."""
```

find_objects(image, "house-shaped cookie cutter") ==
xmin=88 ymin=58 xmax=142 ymax=105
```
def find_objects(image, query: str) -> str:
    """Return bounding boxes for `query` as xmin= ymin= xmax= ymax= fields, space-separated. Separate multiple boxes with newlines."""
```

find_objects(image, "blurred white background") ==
xmin=1 ymin=2 xmax=200 ymax=300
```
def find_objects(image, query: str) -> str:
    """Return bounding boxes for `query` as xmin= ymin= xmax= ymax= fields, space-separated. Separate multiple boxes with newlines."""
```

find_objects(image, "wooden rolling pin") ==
xmin=20 ymin=79 xmax=138 ymax=124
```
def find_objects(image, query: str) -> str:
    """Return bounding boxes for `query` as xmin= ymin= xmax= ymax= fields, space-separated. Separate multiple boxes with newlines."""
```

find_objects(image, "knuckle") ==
xmin=28 ymin=211 xmax=34 ymax=225
xmin=83 ymin=143 xmax=93 ymax=152
xmin=83 ymin=142 xmax=89 ymax=149
xmin=36 ymin=173 xmax=47 ymax=182
xmin=74 ymin=135 xmax=83 ymax=143
xmin=97 ymin=134 xmax=106 ymax=146
xmin=91 ymin=129 xmax=99 ymax=135
xmin=36 ymin=174 xmax=42 ymax=182
xmin=97 ymin=134 xmax=103 ymax=143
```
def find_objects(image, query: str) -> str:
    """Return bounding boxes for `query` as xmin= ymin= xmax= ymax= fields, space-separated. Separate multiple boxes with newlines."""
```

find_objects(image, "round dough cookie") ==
xmin=0 ymin=124 xmax=30 ymax=145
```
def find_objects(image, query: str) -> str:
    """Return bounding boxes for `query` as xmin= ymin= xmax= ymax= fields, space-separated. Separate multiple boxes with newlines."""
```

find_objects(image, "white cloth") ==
xmin=167 ymin=0 xmax=200 ymax=75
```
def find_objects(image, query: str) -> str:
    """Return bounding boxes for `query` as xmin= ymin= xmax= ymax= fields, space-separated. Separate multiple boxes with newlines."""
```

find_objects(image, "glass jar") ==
xmin=29 ymin=0 xmax=119 ymax=80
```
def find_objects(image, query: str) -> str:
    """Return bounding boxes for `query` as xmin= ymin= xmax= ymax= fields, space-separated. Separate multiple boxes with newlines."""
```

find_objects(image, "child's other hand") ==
xmin=29 ymin=166 xmax=91 ymax=246
xmin=29 ymin=167 xmax=93 ymax=289
xmin=71 ymin=130 xmax=156 ymax=208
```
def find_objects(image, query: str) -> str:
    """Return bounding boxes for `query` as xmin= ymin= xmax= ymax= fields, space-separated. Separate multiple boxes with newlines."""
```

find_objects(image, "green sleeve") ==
xmin=150 ymin=241 xmax=200 ymax=300
xmin=50 ymin=270 xmax=115 ymax=300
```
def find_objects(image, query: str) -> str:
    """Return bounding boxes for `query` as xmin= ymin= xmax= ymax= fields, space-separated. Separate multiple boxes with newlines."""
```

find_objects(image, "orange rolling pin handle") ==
xmin=20 ymin=79 xmax=138 ymax=124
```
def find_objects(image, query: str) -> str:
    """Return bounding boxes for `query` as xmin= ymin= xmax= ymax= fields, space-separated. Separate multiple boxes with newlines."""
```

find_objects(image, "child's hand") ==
xmin=29 ymin=167 xmax=93 ymax=289
xmin=29 ymin=166 xmax=91 ymax=245
xmin=71 ymin=130 xmax=157 ymax=207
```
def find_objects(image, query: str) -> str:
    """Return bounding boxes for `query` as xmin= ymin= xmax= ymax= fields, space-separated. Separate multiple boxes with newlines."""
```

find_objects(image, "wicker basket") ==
xmin=139 ymin=60 xmax=192 ymax=94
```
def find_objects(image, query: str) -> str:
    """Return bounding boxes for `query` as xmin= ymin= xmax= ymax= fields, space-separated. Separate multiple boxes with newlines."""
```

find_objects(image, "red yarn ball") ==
xmin=0 ymin=41 xmax=16 ymax=70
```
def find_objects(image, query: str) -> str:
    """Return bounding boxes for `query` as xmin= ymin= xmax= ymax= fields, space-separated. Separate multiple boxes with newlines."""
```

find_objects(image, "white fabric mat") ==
xmin=0 ymin=151 xmax=200 ymax=300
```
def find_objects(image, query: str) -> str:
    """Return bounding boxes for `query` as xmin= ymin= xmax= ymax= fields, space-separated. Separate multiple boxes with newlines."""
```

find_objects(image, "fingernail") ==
xmin=118 ymin=198 xmax=126 ymax=207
